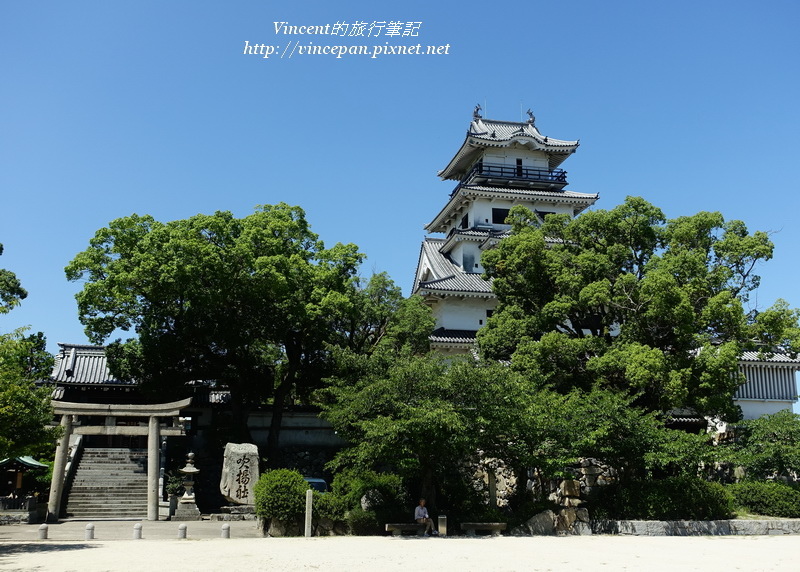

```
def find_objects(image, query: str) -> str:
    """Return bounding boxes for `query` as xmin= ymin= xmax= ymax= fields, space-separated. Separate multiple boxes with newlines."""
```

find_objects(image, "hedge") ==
xmin=592 ymin=476 xmax=734 ymax=520
xmin=728 ymin=481 xmax=800 ymax=518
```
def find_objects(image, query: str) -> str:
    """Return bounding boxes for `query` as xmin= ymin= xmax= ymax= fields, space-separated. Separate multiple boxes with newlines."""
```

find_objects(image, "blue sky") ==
xmin=1 ymin=0 xmax=799 ymax=355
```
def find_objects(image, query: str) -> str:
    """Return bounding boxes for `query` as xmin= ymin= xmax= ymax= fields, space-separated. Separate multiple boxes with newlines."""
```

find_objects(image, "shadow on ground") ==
xmin=0 ymin=543 xmax=97 ymax=556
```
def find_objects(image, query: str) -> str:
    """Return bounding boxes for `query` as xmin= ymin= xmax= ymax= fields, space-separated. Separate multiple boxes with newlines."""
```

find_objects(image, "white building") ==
xmin=735 ymin=351 xmax=800 ymax=419
xmin=413 ymin=108 xmax=597 ymax=352
xmin=413 ymin=108 xmax=799 ymax=418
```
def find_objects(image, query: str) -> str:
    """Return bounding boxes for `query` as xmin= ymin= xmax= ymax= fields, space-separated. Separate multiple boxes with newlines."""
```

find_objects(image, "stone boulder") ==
xmin=267 ymin=518 xmax=302 ymax=537
xmin=511 ymin=510 xmax=556 ymax=536
xmin=560 ymin=479 xmax=581 ymax=498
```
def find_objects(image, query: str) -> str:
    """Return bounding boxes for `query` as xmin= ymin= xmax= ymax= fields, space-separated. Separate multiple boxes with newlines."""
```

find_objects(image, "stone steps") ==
xmin=64 ymin=448 xmax=149 ymax=518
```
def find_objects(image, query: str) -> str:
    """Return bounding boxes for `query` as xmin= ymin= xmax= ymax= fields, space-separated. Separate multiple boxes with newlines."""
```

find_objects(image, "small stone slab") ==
xmin=385 ymin=523 xmax=426 ymax=537
xmin=460 ymin=522 xmax=507 ymax=537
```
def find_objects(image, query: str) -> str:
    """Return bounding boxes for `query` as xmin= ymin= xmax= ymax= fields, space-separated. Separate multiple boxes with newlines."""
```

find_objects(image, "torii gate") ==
xmin=48 ymin=398 xmax=191 ymax=522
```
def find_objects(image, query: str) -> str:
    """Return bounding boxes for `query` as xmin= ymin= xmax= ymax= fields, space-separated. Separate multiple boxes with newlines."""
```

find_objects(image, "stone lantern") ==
xmin=172 ymin=452 xmax=201 ymax=520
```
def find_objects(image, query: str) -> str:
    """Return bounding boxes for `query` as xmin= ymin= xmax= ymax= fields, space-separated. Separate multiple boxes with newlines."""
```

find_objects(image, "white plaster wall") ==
xmin=449 ymin=241 xmax=480 ymax=273
xmin=470 ymin=198 xmax=572 ymax=229
xmin=432 ymin=297 xmax=497 ymax=331
xmin=482 ymin=149 xmax=549 ymax=169
xmin=735 ymin=400 xmax=794 ymax=420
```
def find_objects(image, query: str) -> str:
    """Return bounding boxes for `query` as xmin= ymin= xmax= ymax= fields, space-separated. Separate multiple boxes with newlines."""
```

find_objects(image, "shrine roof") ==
xmin=0 ymin=456 xmax=49 ymax=470
xmin=50 ymin=342 xmax=135 ymax=386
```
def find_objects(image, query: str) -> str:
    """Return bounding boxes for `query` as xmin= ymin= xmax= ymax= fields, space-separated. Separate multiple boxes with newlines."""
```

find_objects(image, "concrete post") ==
xmin=38 ymin=524 xmax=48 ymax=539
xmin=304 ymin=489 xmax=313 ymax=537
xmin=85 ymin=523 xmax=95 ymax=540
xmin=147 ymin=416 xmax=160 ymax=521
xmin=133 ymin=523 xmax=142 ymax=539
xmin=221 ymin=523 xmax=230 ymax=538
xmin=178 ymin=523 xmax=187 ymax=539
xmin=47 ymin=414 xmax=73 ymax=521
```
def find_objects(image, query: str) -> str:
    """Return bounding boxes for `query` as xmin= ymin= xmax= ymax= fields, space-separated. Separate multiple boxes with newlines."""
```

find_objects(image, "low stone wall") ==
xmin=256 ymin=516 xmax=348 ymax=537
xmin=0 ymin=502 xmax=47 ymax=525
xmin=0 ymin=513 xmax=30 ymax=525
xmin=593 ymin=519 xmax=800 ymax=536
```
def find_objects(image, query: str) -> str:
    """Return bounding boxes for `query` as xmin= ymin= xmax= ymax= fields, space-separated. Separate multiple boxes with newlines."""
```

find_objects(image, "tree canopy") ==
xmin=0 ymin=244 xmax=57 ymax=459
xmin=65 ymin=204 xmax=424 ymax=463
xmin=479 ymin=196 xmax=800 ymax=420
xmin=726 ymin=410 xmax=800 ymax=480
xmin=0 ymin=243 xmax=27 ymax=315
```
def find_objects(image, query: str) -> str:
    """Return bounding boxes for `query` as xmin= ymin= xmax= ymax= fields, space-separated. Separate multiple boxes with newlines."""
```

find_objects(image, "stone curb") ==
xmin=592 ymin=519 xmax=800 ymax=536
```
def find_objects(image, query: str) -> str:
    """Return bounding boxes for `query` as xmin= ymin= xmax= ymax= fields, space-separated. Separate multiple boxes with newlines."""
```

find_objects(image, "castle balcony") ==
xmin=462 ymin=162 xmax=568 ymax=190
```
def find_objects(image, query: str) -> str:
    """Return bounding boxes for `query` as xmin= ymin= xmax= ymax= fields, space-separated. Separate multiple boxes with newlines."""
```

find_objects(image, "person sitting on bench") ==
xmin=414 ymin=498 xmax=437 ymax=536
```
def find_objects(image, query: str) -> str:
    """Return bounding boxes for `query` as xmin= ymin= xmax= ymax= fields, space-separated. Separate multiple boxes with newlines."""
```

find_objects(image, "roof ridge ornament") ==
xmin=473 ymin=104 xmax=482 ymax=119
xmin=526 ymin=109 xmax=536 ymax=125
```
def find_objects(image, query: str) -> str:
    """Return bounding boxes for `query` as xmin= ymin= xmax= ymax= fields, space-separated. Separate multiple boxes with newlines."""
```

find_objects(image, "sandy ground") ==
xmin=1 ymin=521 xmax=800 ymax=571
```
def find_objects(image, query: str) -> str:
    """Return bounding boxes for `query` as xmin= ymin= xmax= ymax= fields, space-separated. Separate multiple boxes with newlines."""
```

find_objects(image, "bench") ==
xmin=460 ymin=522 xmax=507 ymax=537
xmin=385 ymin=523 xmax=427 ymax=537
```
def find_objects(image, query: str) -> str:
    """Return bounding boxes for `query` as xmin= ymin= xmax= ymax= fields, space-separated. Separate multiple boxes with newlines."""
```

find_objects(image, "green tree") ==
xmin=480 ymin=196 xmax=799 ymax=420
xmin=0 ymin=244 xmax=27 ymax=315
xmin=0 ymin=329 xmax=58 ymax=459
xmin=65 ymin=205 xmax=365 ymax=463
xmin=320 ymin=351 xmax=548 ymax=504
xmin=0 ymin=243 xmax=58 ymax=459
xmin=727 ymin=410 xmax=800 ymax=480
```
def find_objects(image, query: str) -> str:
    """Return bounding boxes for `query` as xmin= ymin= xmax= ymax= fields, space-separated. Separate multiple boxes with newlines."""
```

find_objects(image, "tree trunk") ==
xmin=228 ymin=382 xmax=253 ymax=444
xmin=265 ymin=380 xmax=291 ymax=468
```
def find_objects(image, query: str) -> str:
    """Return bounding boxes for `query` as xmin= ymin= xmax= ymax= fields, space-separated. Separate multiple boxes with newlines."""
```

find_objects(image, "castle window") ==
xmin=460 ymin=214 xmax=469 ymax=229
xmin=492 ymin=208 xmax=510 ymax=224
xmin=516 ymin=158 xmax=523 ymax=177
xmin=463 ymin=253 xmax=475 ymax=271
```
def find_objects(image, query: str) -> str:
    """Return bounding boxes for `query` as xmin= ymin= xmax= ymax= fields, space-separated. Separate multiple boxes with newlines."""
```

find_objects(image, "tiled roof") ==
xmin=430 ymin=328 xmax=478 ymax=344
xmin=451 ymin=228 xmax=510 ymax=239
xmin=425 ymin=185 xmax=598 ymax=234
xmin=50 ymin=343 xmax=136 ymax=386
xmin=415 ymin=238 xmax=494 ymax=296
xmin=439 ymin=228 xmax=511 ymax=253
xmin=421 ymin=274 xmax=494 ymax=294
xmin=470 ymin=118 xmax=578 ymax=148
xmin=461 ymin=185 xmax=598 ymax=201
xmin=440 ymin=115 xmax=580 ymax=179
xmin=739 ymin=351 xmax=800 ymax=365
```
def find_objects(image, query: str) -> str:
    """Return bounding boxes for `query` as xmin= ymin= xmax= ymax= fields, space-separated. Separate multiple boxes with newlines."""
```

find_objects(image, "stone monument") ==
xmin=218 ymin=443 xmax=259 ymax=520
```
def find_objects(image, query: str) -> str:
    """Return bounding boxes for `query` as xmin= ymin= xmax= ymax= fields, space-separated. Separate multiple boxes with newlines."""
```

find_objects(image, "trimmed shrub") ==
xmin=729 ymin=481 xmax=800 ymax=518
xmin=591 ymin=476 xmax=734 ymax=520
xmin=313 ymin=490 xmax=348 ymax=522
xmin=331 ymin=470 xmax=409 ymax=525
xmin=254 ymin=469 xmax=308 ymax=521
xmin=345 ymin=506 xmax=381 ymax=535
